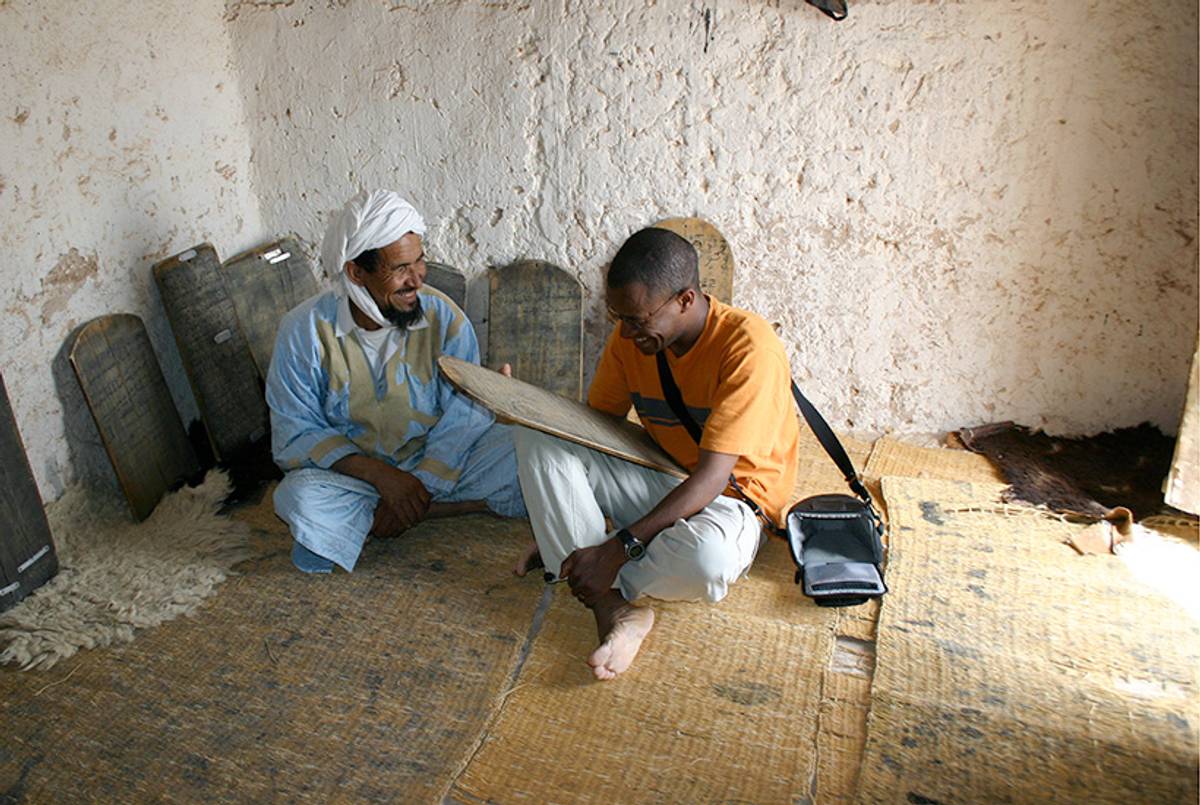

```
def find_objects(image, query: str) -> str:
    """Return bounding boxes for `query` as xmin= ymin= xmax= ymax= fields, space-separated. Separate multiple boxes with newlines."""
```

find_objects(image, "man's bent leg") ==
xmin=513 ymin=428 xmax=613 ymax=575
xmin=430 ymin=423 xmax=527 ymax=518
xmin=618 ymin=495 xmax=762 ymax=603
xmin=273 ymin=468 xmax=379 ymax=573
xmin=514 ymin=427 xmax=677 ymax=576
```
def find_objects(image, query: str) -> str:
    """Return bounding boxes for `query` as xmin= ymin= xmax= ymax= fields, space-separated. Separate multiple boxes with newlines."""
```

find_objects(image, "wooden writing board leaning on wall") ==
xmin=488 ymin=260 xmax=583 ymax=401
xmin=438 ymin=355 xmax=684 ymax=479
xmin=0 ymin=371 xmax=59 ymax=613
xmin=68 ymin=314 xmax=200 ymax=521
xmin=653 ymin=216 xmax=735 ymax=305
xmin=425 ymin=261 xmax=467 ymax=313
xmin=221 ymin=237 xmax=321 ymax=380
xmin=154 ymin=244 xmax=268 ymax=460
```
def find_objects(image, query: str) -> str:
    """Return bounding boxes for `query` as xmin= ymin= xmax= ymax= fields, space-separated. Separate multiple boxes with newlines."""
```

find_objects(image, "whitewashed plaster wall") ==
xmin=5 ymin=1 xmax=1196 ymax=502
xmin=1 ymin=1 xmax=265 ymax=500
xmin=229 ymin=0 xmax=1199 ymax=441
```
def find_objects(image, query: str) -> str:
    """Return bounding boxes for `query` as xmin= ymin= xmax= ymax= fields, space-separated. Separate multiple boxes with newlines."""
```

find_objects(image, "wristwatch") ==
xmin=615 ymin=528 xmax=646 ymax=561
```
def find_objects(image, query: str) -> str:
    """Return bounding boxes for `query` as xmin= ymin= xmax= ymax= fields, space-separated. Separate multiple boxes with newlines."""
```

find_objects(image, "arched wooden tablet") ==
xmin=488 ymin=260 xmax=583 ymax=400
xmin=439 ymin=355 xmax=684 ymax=478
xmin=653 ymin=217 xmax=734 ymax=304
xmin=222 ymin=237 xmax=321 ymax=379
xmin=154 ymin=244 xmax=268 ymax=460
xmin=0 ymin=372 xmax=58 ymax=612
xmin=425 ymin=261 xmax=467 ymax=313
xmin=68 ymin=315 xmax=200 ymax=521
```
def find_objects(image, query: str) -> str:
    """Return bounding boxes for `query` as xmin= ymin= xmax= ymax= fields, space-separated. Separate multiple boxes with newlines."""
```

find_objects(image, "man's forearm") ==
xmin=333 ymin=453 xmax=431 ymax=532
xmin=625 ymin=460 xmax=734 ymax=544
xmin=331 ymin=453 xmax=395 ymax=490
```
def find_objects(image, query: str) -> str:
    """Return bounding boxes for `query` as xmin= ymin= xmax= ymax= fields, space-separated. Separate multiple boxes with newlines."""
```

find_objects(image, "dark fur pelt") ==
xmin=185 ymin=420 xmax=282 ymax=505
xmin=956 ymin=422 xmax=1175 ymax=520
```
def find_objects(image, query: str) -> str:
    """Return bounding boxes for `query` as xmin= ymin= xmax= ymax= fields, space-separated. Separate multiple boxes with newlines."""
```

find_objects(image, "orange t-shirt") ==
xmin=588 ymin=296 xmax=800 ymax=525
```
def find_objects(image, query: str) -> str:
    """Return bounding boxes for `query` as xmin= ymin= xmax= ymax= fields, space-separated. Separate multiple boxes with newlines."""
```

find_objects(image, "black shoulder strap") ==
xmin=656 ymin=351 xmax=703 ymax=443
xmin=654 ymin=351 xmax=873 ymax=510
xmin=787 ymin=381 xmax=873 ymax=505
xmin=655 ymin=352 xmax=780 ymax=532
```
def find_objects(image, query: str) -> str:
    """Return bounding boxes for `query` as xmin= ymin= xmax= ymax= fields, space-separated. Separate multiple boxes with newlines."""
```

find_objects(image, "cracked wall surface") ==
xmin=230 ymin=0 xmax=1198 ymax=442
xmin=3 ymin=1 xmax=1197 ymax=504
xmin=1 ymin=0 xmax=264 ymax=500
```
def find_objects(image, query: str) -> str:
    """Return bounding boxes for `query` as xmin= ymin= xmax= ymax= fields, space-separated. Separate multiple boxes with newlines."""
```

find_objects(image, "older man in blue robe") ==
xmin=267 ymin=190 xmax=525 ymax=573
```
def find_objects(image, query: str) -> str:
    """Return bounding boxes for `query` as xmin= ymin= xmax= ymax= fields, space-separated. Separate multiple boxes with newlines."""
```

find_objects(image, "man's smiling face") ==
xmin=348 ymin=232 xmax=427 ymax=326
xmin=605 ymin=281 xmax=687 ymax=355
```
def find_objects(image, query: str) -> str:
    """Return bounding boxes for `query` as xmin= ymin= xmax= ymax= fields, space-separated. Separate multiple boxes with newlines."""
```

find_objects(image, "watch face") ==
xmin=627 ymin=542 xmax=646 ymax=560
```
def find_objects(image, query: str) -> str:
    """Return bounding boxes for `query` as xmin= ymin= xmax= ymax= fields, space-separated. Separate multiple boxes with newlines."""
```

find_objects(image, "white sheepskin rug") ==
xmin=0 ymin=470 xmax=254 ymax=671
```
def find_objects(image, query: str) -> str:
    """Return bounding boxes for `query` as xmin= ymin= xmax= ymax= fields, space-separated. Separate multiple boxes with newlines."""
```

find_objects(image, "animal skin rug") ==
xmin=956 ymin=421 xmax=1176 ymax=520
xmin=0 ymin=470 xmax=253 ymax=671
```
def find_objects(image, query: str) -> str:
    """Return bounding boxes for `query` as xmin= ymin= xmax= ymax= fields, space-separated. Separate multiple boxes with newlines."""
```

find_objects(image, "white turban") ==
xmin=320 ymin=189 xmax=427 ymax=329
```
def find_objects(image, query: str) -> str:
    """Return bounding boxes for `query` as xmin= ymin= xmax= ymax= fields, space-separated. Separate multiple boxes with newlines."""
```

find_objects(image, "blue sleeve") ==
xmin=410 ymin=305 xmax=494 ymax=495
xmin=265 ymin=312 xmax=360 ymax=471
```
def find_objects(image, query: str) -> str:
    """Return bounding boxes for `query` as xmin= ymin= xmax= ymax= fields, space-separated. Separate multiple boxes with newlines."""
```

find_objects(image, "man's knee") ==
xmin=514 ymin=426 xmax=570 ymax=467
xmin=514 ymin=425 xmax=546 ymax=458
xmin=273 ymin=468 xmax=374 ymax=523
xmin=648 ymin=535 xmax=739 ymax=604
xmin=273 ymin=470 xmax=307 ymax=518
xmin=682 ymin=537 xmax=745 ymax=603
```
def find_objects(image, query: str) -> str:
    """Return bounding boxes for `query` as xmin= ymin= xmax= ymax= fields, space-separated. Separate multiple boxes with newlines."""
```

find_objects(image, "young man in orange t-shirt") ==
xmin=514 ymin=228 xmax=801 ymax=680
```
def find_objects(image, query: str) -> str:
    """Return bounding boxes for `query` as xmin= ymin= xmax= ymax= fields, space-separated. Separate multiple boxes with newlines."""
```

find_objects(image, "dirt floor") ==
xmin=1 ymin=437 xmax=1197 ymax=803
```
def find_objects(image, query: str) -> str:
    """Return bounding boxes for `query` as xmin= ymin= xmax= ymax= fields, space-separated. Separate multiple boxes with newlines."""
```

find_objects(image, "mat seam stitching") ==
xmin=440 ymin=582 xmax=556 ymax=803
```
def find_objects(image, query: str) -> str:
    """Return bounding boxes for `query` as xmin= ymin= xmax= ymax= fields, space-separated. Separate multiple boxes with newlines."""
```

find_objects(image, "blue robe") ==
xmin=266 ymin=288 xmax=525 ymax=571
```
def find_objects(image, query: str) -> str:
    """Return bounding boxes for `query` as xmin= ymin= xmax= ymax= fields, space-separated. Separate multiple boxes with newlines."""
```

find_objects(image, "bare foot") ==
xmin=512 ymin=539 xmax=543 ymax=576
xmin=587 ymin=591 xmax=655 ymax=681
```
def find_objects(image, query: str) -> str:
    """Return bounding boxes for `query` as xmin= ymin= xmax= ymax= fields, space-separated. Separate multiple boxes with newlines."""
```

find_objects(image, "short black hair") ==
xmin=351 ymin=247 xmax=382 ymax=272
xmin=607 ymin=228 xmax=699 ymax=296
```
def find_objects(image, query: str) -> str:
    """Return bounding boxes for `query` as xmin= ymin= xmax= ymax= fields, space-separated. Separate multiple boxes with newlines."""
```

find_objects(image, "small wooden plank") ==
xmin=1165 ymin=339 xmax=1199 ymax=514
xmin=154 ymin=244 xmax=268 ymax=460
xmin=466 ymin=273 xmax=491 ymax=365
xmin=488 ymin=260 xmax=583 ymax=400
xmin=653 ymin=217 xmax=735 ymax=304
xmin=0 ymin=372 xmax=58 ymax=613
xmin=425 ymin=261 xmax=467 ymax=312
xmin=68 ymin=315 xmax=200 ymax=521
xmin=222 ymin=237 xmax=321 ymax=379
xmin=438 ymin=355 xmax=684 ymax=478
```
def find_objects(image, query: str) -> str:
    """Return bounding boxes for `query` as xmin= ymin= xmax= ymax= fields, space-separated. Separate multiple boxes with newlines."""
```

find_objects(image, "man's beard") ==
xmin=381 ymin=295 xmax=423 ymax=328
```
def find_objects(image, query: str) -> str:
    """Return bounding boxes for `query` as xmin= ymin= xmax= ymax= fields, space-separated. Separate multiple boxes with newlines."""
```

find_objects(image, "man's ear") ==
xmin=344 ymin=260 xmax=366 ymax=287
xmin=678 ymin=287 xmax=698 ymax=311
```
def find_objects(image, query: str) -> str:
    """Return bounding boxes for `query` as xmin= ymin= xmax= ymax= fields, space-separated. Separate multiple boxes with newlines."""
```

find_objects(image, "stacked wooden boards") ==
xmin=153 ymin=244 xmax=270 ymax=459
xmin=220 ymin=238 xmax=320 ymax=379
xmin=69 ymin=240 xmax=323 ymax=520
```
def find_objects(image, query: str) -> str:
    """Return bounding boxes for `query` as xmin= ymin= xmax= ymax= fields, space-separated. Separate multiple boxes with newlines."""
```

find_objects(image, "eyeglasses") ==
xmin=605 ymin=290 xmax=683 ymax=332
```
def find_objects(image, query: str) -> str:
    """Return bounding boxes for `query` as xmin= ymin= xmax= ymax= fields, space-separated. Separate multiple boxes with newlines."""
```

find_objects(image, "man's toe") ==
xmin=588 ymin=641 xmax=613 ymax=670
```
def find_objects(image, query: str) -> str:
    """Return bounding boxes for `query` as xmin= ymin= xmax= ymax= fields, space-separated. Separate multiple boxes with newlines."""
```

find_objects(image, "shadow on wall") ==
xmin=51 ymin=326 xmax=122 ymax=498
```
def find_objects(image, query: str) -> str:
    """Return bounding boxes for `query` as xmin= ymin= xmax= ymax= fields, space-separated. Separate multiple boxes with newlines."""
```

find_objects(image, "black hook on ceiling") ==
xmin=805 ymin=0 xmax=847 ymax=21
